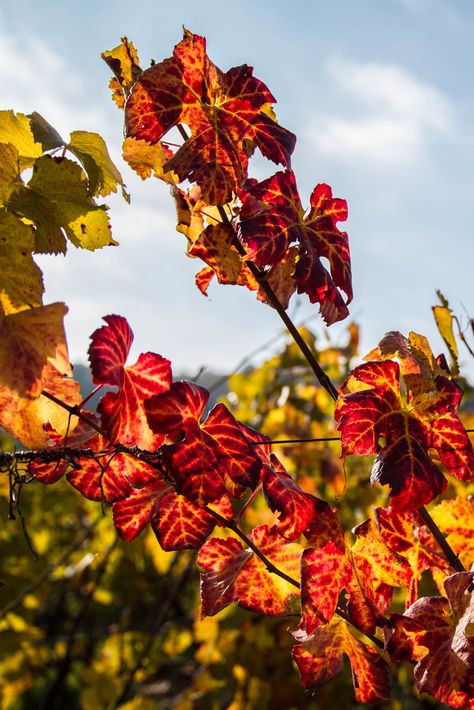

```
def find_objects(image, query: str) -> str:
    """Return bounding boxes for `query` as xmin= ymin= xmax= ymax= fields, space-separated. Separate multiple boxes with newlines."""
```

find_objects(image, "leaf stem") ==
xmin=417 ymin=506 xmax=465 ymax=573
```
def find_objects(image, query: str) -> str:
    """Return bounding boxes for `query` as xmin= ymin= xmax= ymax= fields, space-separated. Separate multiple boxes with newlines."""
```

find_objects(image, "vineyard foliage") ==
xmin=0 ymin=28 xmax=473 ymax=709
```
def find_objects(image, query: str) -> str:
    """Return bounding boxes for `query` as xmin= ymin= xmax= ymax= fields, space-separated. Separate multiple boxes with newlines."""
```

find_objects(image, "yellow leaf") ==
xmin=123 ymin=136 xmax=175 ymax=184
xmin=0 ymin=111 xmax=42 ymax=169
xmin=101 ymin=38 xmax=142 ymax=99
xmin=0 ymin=211 xmax=43 ymax=314
xmin=432 ymin=304 xmax=459 ymax=373
xmin=69 ymin=130 xmax=129 ymax=201
xmin=0 ymin=143 xmax=20 ymax=205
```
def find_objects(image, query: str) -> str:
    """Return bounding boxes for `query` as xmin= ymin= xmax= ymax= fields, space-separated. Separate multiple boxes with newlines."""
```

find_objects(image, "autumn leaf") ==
xmin=0 ymin=211 xmax=43 ymax=314
xmin=122 ymin=136 xmax=174 ymax=183
xmin=0 ymin=302 xmax=69 ymax=398
xmin=374 ymin=506 xmax=449 ymax=606
xmin=10 ymin=156 xmax=115 ymax=252
xmin=101 ymin=37 xmax=142 ymax=108
xmin=124 ymin=30 xmax=295 ymax=204
xmin=0 ymin=110 xmax=42 ymax=169
xmin=292 ymin=618 xmax=390 ymax=703
xmin=68 ymin=131 xmax=129 ymax=201
xmin=112 ymin=481 xmax=233 ymax=550
xmin=335 ymin=354 xmax=474 ymax=511
xmin=387 ymin=571 xmax=474 ymax=708
xmin=0 ymin=143 xmax=21 ymax=205
xmin=88 ymin=315 xmax=171 ymax=449
xmin=199 ymin=524 xmax=302 ymax=617
xmin=429 ymin=497 xmax=474 ymax=571
xmin=239 ymin=170 xmax=351 ymax=325
xmin=146 ymin=382 xmax=262 ymax=505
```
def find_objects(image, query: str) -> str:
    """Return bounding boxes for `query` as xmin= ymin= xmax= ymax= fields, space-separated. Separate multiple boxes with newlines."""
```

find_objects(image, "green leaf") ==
xmin=68 ymin=130 xmax=129 ymax=201
xmin=0 ymin=110 xmax=42 ymax=169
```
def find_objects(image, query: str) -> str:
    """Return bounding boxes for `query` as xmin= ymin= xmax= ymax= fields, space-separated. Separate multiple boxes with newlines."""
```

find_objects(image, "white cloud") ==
xmin=308 ymin=58 xmax=453 ymax=166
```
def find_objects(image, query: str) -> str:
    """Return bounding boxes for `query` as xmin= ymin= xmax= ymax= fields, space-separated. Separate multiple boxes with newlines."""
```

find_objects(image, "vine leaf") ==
xmin=292 ymin=618 xmax=390 ymax=703
xmin=239 ymin=170 xmax=352 ymax=325
xmin=0 ymin=110 xmax=42 ymax=169
xmin=301 ymin=515 xmax=411 ymax=635
xmin=112 ymin=481 xmax=233 ymax=550
xmin=0 ymin=212 xmax=43 ymax=314
xmin=374 ymin=506 xmax=449 ymax=607
xmin=429 ymin=497 xmax=474 ymax=572
xmin=335 ymin=345 xmax=474 ymax=510
xmin=89 ymin=315 xmax=172 ymax=449
xmin=68 ymin=131 xmax=129 ymax=201
xmin=123 ymin=29 xmax=296 ymax=204
xmin=101 ymin=37 xmax=142 ymax=108
xmin=387 ymin=571 xmax=474 ymax=708
xmin=198 ymin=524 xmax=302 ymax=617
xmin=145 ymin=382 xmax=262 ymax=505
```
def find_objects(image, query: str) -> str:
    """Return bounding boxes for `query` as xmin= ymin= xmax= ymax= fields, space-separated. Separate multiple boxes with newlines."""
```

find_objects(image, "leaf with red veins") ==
xmin=348 ymin=519 xmax=412 ymax=633
xmin=293 ymin=618 xmax=390 ymax=703
xmin=336 ymin=360 xmax=449 ymax=511
xmin=195 ymin=266 xmax=215 ymax=296
xmin=375 ymin=506 xmax=448 ymax=607
xmin=153 ymin=493 xmax=233 ymax=551
xmin=125 ymin=31 xmax=295 ymax=204
xmin=112 ymin=478 xmax=172 ymax=541
xmin=199 ymin=524 xmax=302 ymax=618
xmin=145 ymin=380 xmax=209 ymax=436
xmin=67 ymin=434 xmax=159 ymax=502
xmin=88 ymin=315 xmax=171 ymax=448
xmin=301 ymin=541 xmax=353 ymax=634
xmin=387 ymin=572 xmax=474 ymax=708
xmin=260 ymin=464 xmax=330 ymax=540
xmin=188 ymin=222 xmax=257 ymax=295
xmin=239 ymin=170 xmax=351 ymax=324
xmin=147 ymin=384 xmax=262 ymax=504
xmin=430 ymin=412 xmax=474 ymax=481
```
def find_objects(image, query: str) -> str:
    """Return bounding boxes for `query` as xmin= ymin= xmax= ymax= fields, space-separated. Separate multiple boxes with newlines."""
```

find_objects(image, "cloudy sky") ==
xmin=1 ymin=0 xmax=473 ymax=379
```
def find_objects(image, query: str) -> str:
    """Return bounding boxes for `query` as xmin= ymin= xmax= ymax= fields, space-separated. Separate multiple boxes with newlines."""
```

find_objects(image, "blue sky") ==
xmin=1 ymin=0 xmax=473 ymax=378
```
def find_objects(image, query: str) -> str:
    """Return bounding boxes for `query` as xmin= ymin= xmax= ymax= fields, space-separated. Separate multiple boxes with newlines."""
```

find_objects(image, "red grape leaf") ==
xmin=335 ymin=359 xmax=466 ymax=511
xmin=112 ymin=477 xmax=233 ymax=549
xmin=199 ymin=524 xmax=302 ymax=617
xmin=260 ymin=462 xmax=331 ymax=540
xmin=301 ymin=516 xmax=411 ymax=635
xmin=67 ymin=434 xmax=160 ymax=502
xmin=387 ymin=571 xmax=474 ymax=708
xmin=146 ymin=383 xmax=262 ymax=505
xmin=124 ymin=30 xmax=295 ymax=204
xmin=374 ymin=506 xmax=449 ymax=607
xmin=292 ymin=618 xmax=390 ymax=703
xmin=89 ymin=315 xmax=171 ymax=448
xmin=239 ymin=170 xmax=351 ymax=325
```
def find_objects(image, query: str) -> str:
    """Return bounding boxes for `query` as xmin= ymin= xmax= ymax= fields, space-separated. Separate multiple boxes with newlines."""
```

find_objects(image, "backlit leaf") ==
xmin=239 ymin=170 xmax=351 ymax=325
xmin=336 ymin=354 xmax=474 ymax=511
xmin=388 ymin=572 xmax=474 ymax=708
xmin=199 ymin=525 xmax=302 ymax=617
xmin=122 ymin=136 xmax=174 ymax=183
xmin=89 ymin=315 xmax=171 ymax=448
xmin=124 ymin=30 xmax=295 ymax=204
xmin=0 ymin=110 xmax=42 ymax=169
xmin=0 ymin=212 xmax=43 ymax=314
xmin=292 ymin=618 xmax=390 ymax=703
xmin=0 ymin=143 xmax=21 ymax=205
xmin=69 ymin=131 xmax=129 ymax=201
xmin=101 ymin=37 xmax=142 ymax=107
xmin=0 ymin=302 xmax=68 ymax=398
xmin=430 ymin=497 xmax=474 ymax=571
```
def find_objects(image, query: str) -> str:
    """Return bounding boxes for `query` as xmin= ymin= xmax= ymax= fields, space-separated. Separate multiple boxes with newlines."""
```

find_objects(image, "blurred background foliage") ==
xmin=0 ymin=320 xmax=472 ymax=709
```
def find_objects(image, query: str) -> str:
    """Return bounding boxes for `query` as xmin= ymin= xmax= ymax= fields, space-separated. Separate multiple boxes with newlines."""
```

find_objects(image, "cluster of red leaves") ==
xmin=28 ymin=314 xmax=474 ymax=706
xmin=105 ymin=31 xmax=352 ymax=325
